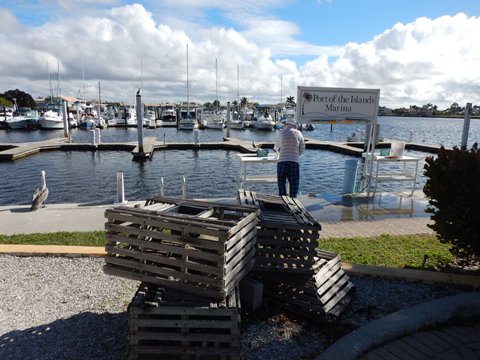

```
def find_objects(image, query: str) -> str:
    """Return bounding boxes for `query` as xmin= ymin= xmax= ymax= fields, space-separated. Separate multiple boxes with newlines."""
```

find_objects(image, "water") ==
xmin=1 ymin=116 xmax=477 ymax=206
xmin=1 ymin=116 xmax=478 ymax=147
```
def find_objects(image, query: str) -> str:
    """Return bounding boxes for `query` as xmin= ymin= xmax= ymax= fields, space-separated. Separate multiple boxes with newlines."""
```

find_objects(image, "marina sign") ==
xmin=295 ymin=86 xmax=380 ymax=124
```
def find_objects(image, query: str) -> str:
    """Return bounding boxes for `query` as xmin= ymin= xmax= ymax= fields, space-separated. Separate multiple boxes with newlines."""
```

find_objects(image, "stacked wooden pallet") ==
xmin=128 ymin=282 xmax=241 ymax=360
xmin=237 ymin=190 xmax=355 ymax=320
xmin=104 ymin=197 xmax=259 ymax=300
xmin=104 ymin=197 xmax=259 ymax=359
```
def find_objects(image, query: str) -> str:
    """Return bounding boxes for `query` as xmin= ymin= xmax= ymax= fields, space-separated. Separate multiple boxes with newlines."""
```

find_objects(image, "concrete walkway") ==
xmin=317 ymin=291 xmax=480 ymax=360
xmin=0 ymin=202 xmax=434 ymax=237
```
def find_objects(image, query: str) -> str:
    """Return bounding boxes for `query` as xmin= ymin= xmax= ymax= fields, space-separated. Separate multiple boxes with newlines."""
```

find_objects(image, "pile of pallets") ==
xmin=104 ymin=197 xmax=259 ymax=359
xmin=128 ymin=283 xmax=241 ymax=360
xmin=237 ymin=190 xmax=355 ymax=320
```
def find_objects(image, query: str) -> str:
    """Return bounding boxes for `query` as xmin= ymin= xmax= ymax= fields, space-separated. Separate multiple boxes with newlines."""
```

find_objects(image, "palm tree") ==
xmin=240 ymin=97 xmax=248 ymax=108
xmin=286 ymin=96 xmax=295 ymax=107
xmin=301 ymin=92 xmax=312 ymax=115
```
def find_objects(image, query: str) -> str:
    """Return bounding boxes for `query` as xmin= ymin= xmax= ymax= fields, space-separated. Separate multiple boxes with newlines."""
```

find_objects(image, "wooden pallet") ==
xmin=252 ymin=250 xmax=355 ymax=319
xmin=104 ymin=197 xmax=259 ymax=300
xmin=237 ymin=190 xmax=322 ymax=272
xmin=128 ymin=282 xmax=241 ymax=360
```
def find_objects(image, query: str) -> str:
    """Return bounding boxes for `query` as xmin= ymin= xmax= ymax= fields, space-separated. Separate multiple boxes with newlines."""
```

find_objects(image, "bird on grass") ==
xmin=31 ymin=170 xmax=49 ymax=211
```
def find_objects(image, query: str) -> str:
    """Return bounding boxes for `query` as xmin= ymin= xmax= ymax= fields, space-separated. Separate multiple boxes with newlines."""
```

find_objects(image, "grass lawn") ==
xmin=0 ymin=231 xmax=105 ymax=247
xmin=0 ymin=231 xmax=454 ymax=270
xmin=320 ymin=234 xmax=454 ymax=270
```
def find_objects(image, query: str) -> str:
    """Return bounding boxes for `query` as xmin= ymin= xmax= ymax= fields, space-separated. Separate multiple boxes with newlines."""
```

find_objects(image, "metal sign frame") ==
xmin=295 ymin=86 xmax=381 ymax=196
xmin=295 ymin=86 xmax=380 ymax=125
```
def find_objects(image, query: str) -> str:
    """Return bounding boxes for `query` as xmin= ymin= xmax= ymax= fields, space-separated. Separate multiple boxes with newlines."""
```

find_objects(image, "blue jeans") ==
xmin=277 ymin=161 xmax=300 ymax=197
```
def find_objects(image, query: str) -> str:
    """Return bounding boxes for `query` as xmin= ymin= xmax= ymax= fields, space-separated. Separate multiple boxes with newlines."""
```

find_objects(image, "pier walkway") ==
xmin=0 ymin=136 xmax=441 ymax=162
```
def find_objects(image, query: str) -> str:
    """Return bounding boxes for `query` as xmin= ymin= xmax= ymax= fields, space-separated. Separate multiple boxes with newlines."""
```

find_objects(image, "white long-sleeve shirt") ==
xmin=274 ymin=124 xmax=305 ymax=163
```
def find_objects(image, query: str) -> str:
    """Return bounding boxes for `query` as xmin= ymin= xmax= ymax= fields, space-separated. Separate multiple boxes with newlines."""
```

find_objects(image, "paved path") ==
xmin=321 ymin=217 xmax=434 ymax=238
xmin=0 ymin=203 xmax=434 ymax=238
xmin=361 ymin=321 xmax=480 ymax=359
xmin=317 ymin=292 xmax=480 ymax=360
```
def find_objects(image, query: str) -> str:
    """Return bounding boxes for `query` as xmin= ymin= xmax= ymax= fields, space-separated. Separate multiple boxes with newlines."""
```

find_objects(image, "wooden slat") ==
xmin=104 ymin=198 xmax=259 ymax=301
xmin=128 ymin=282 xmax=240 ymax=360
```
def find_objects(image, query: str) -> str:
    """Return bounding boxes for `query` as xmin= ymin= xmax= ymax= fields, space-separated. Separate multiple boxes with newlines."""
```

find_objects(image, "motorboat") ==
xmin=38 ymin=104 xmax=65 ymax=129
xmin=7 ymin=108 xmax=39 ymax=130
xmin=178 ymin=108 xmax=197 ymax=130
xmin=78 ymin=105 xmax=97 ymax=130
xmin=229 ymin=119 xmax=244 ymax=129
xmin=178 ymin=118 xmax=197 ymax=130
xmin=250 ymin=110 xmax=275 ymax=131
xmin=110 ymin=106 xmax=137 ymax=127
xmin=145 ymin=109 xmax=157 ymax=128
xmin=203 ymin=111 xmax=224 ymax=130
xmin=78 ymin=114 xmax=96 ymax=130
xmin=161 ymin=105 xmax=177 ymax=127
xmin=229 ymin=111 xmax=245 ymax=129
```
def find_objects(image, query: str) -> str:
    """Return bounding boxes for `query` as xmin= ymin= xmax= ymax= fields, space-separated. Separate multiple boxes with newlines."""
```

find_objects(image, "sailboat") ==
xmin=230 ymin=64 xmax=245 ymax=130
xmin=177 ymin=44 xmax=197 ymax=130
xmin=38 ymin=61 xmax=65 ymax=130
xmin=204 ymin=58 xmax=224 ymax=130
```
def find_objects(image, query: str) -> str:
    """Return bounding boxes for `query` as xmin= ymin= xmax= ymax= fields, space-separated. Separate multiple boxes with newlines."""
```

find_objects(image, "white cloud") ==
xmin=294 ymin=12 xmax=480 ymax=108
xmin=0 ymin=4 xmax=479 ymax=109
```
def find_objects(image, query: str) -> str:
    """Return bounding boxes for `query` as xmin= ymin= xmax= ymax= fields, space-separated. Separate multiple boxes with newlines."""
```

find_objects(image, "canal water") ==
xmin=0 ymin=117 xmax=478 ymax=206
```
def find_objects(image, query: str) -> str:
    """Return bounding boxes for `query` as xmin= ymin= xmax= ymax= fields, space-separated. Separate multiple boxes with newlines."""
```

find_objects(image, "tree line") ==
xmin=1 ymin=88 xmax=477 ymax=117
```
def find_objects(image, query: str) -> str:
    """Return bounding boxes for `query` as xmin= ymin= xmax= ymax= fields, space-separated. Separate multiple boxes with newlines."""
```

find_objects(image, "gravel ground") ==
xmin=0 ymin=255 xmax=471 ymax=360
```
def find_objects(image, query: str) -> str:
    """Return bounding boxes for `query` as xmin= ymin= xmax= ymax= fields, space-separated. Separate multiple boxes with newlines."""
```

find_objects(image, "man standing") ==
xmin=274 ymin=121 xmax=305 ymax=197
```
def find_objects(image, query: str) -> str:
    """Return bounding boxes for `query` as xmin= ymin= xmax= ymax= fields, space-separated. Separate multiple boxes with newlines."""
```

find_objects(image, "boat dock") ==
xmin=0 ymin=137 xmax=442 ymax=162
xmin=132 ymin=136 xmax=157 ymax=160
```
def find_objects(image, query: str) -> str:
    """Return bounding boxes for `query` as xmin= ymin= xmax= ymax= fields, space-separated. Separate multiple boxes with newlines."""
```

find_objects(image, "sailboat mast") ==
xmin=47 ymin=61 xmax=53 ymax=103
xmin=81 ymin=55 xmax=86 ymax=102
xmin=140 ymin=59 xmax=144 ymax=95
xmin=186 ymin=44 xmax=189 ymax=113
xmin=280 ymin=75 xmax=283 ymax=104
xmin=237 ymin=64 xmax=240 ymax=119
xmin=215 ymin=58 xmax=219 ymax=113
xmin=57 ymin=56 xmax=61 ymax=98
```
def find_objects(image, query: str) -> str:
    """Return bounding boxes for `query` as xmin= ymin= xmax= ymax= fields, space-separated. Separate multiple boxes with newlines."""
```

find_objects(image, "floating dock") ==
xmin=132 ymin=136 xmax=156 ymax=160
xmin=0 ymin=137 xmax=443 ymax=162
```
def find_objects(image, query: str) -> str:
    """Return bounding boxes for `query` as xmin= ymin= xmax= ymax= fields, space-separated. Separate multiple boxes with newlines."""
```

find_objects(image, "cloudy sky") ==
xmin=1 ymin=0 xmax=479 ymax=109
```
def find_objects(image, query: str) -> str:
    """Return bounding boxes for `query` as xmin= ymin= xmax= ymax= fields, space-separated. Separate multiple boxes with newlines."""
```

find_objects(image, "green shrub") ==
xmin=423 ymin=143 xmax=480 ymax=261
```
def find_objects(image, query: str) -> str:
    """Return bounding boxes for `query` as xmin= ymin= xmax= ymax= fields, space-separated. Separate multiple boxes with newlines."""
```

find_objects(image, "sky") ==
xmin=1 ymin=0 xmax=479 ymax=109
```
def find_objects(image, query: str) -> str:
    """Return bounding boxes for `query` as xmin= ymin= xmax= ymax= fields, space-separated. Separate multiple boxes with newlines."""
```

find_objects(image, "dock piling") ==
xmin=89 ymin=129 xmax=96 ymax=146
xmin=62 ymin=101 xmax=69 ymax=139
xmin=226 ymin=101 xmax=231 ymax=138
xmin=116 ymin=171 xmax=126 ymax=204
xmin=136 ymin=90 xmax=144 ymax=153
xmin=181 ymin=176 xmax=187 ymax=199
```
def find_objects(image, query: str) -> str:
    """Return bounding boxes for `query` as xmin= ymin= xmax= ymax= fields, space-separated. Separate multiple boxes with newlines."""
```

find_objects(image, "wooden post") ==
xmin=461 ymin=102 xmax=472 ymax=149
xmin=136 ymin=91 xmax=144 ymax=153
xmin=62 ymin=100 xmax=69 ymax=138
xmin=226 ymin=101 xmax=231 ymax=138
xmin=116 ymin=171 xmax=126 ymax=204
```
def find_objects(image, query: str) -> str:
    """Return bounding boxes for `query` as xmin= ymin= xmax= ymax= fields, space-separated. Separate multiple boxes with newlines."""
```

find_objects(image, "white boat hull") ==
xmin=204 ymin=121 xmax=224 ymax=130
xmin=178 ymin=120 xmax=196 ymax=130
xmin=229 ymin=121 xmax=244 ymax=129
xmin=39 ymin=111 xmax=64 ymax=129
xmin=251 ymin=120 xmax=274 ymax=130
